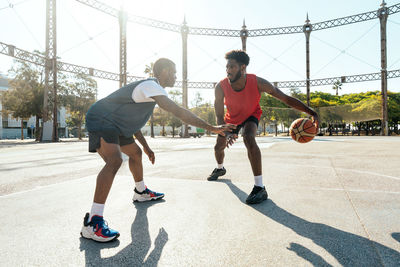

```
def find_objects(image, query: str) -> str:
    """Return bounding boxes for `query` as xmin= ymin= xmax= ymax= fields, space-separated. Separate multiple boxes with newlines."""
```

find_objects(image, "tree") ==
xmin=191 ymin=91 xmax=204 ymax=108
xmin=1 ymin=61 xmax=44 ymax=140
xmin=191 ymin=102 xmax=215 ymax=135
xmin=144 ymin=63 xmax=154 ymax=78
xmin=388 ymin=92 xmax=400 ymax=134
xmin=59 ymin=73 xmax=97 ymax=139
xmin=152 ymin=106 xmax=169 ymax=136
xmin=166 ymin=89 xmax=182 ymax=137
xmin=332 ymin=80 xmax=342 ymax=96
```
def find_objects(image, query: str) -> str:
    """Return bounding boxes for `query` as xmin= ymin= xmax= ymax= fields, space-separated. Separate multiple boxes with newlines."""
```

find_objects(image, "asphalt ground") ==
xmin=0 ymin=136 xmax=399 ymax=266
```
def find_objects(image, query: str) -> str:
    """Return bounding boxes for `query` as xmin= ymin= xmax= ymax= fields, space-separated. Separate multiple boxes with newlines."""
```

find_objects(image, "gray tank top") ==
xmin=86 ymin=79 xmax=157 ymax=137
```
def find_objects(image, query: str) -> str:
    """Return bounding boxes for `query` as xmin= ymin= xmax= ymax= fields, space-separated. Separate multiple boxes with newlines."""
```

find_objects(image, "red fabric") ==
xmin=220 ymin=74 xmax=262 ymax=125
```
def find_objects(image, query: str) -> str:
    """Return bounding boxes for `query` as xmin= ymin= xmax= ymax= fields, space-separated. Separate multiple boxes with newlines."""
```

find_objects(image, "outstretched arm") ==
xmin=215 ymin=83 xmax=237 ymax=147
xmin=257 ymin=76 xmax=319 ymax=127
xmin=214 ymin=83 xmax=225 ymax=126
xmin=152 ymin=95 xmax=235 ymax=136
xmin=134 ymin=130 xmax=155 ymax=164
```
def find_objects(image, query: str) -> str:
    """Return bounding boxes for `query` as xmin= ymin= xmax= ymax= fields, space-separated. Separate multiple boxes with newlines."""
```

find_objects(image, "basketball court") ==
xmin=0 ymin=136 xmax=399 ymax=266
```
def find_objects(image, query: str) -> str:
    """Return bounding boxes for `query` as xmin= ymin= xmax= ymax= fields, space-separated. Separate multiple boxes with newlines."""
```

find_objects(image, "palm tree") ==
xmin=332 ymin=80 xmax=342 ymax=96
xmin=144 ymin=63 xmax=154 ymax=77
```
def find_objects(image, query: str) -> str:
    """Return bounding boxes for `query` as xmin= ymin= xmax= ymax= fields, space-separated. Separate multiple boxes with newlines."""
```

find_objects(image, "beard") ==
xmin=229 ymin=70 xmax=242 ymax=83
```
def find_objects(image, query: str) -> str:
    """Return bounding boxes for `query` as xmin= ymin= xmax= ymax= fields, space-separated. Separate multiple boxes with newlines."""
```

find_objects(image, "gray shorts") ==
xmin=88 ymin=131 xmax=135 ymax=153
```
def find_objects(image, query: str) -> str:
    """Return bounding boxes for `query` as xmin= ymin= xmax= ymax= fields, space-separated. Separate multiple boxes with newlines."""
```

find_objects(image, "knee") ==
xmin=214 ymin=143 xmax=225 ymax=152
xmin=243 ymin=134 xmax=256 ymax=148
xmin=105 ymin=156 xmax=123 ymax=172
xmin=132 ymin=146 xmax=142 ymax=160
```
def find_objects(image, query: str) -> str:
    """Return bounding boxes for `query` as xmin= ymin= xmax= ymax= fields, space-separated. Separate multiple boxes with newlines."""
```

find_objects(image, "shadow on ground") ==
xmin=218 ymin=179 xmax=400 ymax=267
xmin=79 ymin=200 xmax=168 ymax=267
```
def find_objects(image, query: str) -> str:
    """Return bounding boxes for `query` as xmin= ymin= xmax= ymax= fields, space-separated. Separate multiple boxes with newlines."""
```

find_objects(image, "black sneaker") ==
xmin=207 ymin=167 xmax=226 ymax=181
xmin=246 ymin=186 xmax=268 ymax=204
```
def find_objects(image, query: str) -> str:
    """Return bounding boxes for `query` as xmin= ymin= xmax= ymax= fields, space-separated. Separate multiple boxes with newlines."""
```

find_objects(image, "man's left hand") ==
xmin=143 ymin=147 xmax=155 ymax=164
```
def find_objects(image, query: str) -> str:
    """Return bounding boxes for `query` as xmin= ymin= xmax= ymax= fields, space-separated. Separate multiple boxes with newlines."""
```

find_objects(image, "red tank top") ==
xmin=220 ymin=74 xmax=262 ymax=125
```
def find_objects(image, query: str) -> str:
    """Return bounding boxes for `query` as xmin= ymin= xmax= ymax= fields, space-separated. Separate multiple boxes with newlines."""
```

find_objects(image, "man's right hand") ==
xmin=211 ymin=124 xmax=236 ymax=136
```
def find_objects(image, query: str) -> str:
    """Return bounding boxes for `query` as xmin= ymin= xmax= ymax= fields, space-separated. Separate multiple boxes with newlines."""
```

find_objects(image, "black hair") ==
xmin=153 ymin=58 xmax=175 ymax=77
xmin=225 ymin=50 xmax=250 ymax=66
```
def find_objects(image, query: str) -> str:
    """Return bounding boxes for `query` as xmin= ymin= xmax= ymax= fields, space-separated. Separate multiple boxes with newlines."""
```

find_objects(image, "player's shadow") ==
xmin=392 ymin=233 xmax=400 ymax=243
xmin=79 ymin=199 xmax=168 ymax=266
xmin=218 ymin=179 xmax=400 ymax=266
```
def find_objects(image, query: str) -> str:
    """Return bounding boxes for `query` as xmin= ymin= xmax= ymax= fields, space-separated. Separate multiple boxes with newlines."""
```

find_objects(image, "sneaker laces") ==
xmin=91 ymin=217 xmax=109 ymax=230
xmin=143 ymin=187 xmax=152 ymax=194
xmin=250 ymin=186 xmax=263 ymax=195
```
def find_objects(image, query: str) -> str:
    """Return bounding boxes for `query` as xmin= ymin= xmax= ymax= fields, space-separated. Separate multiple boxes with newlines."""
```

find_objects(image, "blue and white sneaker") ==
xmin=133 ymin=187 xmax=165 ymax=202
xmin=80 ymin=213 xmax=120 ymax=242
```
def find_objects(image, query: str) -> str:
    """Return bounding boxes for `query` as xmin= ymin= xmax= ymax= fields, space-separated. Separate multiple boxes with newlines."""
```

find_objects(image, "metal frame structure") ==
xmin=1 ymin=0 xmax=399 ymax=139
xmin=74 ymin=0 xmax=400 ymax=36
xmin=3 ymin=40 xmax=398 ymax=89
xmin=43 ymin=0 xmax=58 ymax=142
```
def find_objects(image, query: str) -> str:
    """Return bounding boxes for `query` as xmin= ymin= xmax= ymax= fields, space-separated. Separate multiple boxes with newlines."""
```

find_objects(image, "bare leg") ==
xmin=94 ymin=138 xmax=123 ymax=204
xmin=214 ymin=135 xmax=227 ymax=164
xmin=120 ymin=141 xmax=143 ymax=182
xmin=242 ymin=122 xmax=262 ymax=176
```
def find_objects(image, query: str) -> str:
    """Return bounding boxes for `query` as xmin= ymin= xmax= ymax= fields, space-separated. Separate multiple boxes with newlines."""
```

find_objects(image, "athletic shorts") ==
xmin=88 ymin=131 xmax=135 ymax=153
xmin=220 ymin=116 xmax=259 ymax=137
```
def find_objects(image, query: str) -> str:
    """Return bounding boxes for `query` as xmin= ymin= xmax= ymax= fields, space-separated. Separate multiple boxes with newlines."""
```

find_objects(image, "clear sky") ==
xmin=1 ymin=0 xmax=400 ymax=105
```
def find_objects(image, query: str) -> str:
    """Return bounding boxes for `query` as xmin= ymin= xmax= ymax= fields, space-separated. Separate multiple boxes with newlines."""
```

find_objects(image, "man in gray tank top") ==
xmin=80 ymin=58 xmax=235 ymax=242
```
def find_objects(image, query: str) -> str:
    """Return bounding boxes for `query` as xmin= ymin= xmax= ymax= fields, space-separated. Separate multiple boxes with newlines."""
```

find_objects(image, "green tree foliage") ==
xmin=1 ymin=61 xmax=44 ymax=140
xmin=144 ymin=62 xmax=154 ymax=78
xmin=166 ymin=89 xmax=182 ymax=137
xmin=332 ymin=80 xmax=342 ymax=96
xmin=191 ymin=91 xmax=204 ymax=108
xmin=152 ymin=106 xmax=169 ymax=136
xmin=257 ymin=88 xmax=400 ymax=135
xmin=191 ymin=102 xmax=215 ymax=135
xmin=59 ymin=73 xmax=97 ymax=139
xmin=388 ymin=91 xmax=400 ymax=134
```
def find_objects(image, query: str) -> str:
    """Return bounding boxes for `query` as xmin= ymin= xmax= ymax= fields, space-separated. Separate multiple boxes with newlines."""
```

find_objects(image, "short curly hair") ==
xmin=225 ymin=50 xmax=250 ymax=66
xmin=153 ymin=58 xmax=175 ymax=77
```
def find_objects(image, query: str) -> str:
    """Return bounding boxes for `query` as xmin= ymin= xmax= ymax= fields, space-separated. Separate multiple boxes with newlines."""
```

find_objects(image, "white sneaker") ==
xmin=80 ymin=213 xmax=119 ymax=242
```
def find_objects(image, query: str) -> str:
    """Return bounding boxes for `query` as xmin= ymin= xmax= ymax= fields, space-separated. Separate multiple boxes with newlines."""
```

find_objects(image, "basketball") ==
xmin=289 ymin=118 xmax=317 ymax=143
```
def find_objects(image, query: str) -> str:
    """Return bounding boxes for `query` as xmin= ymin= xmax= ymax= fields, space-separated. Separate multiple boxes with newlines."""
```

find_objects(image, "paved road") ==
xmin=1 ymin=136 xmax=400 ymax=266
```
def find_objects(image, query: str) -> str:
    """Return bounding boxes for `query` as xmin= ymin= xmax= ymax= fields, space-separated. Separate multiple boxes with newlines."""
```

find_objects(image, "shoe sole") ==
xmin=207 ymin=173 xmax=226 ymax=181
xmin=133 ymin=195 xmax=165 ymax=202
xmin=246 ymin=195 xmax=268 ymax=204
xmin=80 ymin=229 xmax=120 ymax=243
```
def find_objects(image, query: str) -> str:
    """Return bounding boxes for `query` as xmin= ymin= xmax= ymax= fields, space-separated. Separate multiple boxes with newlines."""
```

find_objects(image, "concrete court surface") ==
xmin=0 ymin=136 xmax=400 ymax=266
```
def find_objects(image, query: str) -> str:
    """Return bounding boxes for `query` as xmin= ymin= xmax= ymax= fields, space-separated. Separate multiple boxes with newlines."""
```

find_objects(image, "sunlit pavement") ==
xmin=1 ymin=136 xmax=400 ymax=266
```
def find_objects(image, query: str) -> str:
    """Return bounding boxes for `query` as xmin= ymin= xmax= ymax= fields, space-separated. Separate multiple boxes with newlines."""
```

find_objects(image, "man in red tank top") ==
xmin=207 ymin=50 xmax=319 ymax=204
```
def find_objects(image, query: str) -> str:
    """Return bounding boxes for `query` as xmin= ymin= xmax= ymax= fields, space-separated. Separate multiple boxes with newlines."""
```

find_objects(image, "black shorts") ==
xmin=88 ymin=131 xmax=135 ymax=153
xmin=220 ymin=116 xmax=259 ymax=137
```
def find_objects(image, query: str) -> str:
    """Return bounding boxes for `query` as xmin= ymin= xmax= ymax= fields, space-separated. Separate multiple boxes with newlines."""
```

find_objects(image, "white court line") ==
xmin=309 ymin=187 xmax=400 ymax=195
xmin=172 ymin=142 xmax=275 ymax=150
xmin=289 ymin=163 xmax=400 ymax=182
xmin=2 ymin=171 xmax=399 ymax=199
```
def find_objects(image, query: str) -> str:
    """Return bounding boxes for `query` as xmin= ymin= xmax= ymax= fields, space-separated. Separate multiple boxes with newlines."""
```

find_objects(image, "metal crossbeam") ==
xmin=74 ymin=0 xmax=118 ymax=17
xmin=74 ymin=0 xmax=400 ymax=36
xmin=74 ymin=0 xmax=181 ymax=32
xmin=1 ymin=41 xmax=400 ymax=89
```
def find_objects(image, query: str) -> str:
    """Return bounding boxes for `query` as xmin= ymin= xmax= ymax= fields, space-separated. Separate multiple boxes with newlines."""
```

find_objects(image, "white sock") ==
xmin=254 ymin=175 xmax=263 ymax=187
xmin=217 ymin=163 xmax=224 ymax=169
xmin=90 ymin=202 xmax=104 ymax=221
xmin=135 ymin=180 xmax=146 ymax=192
